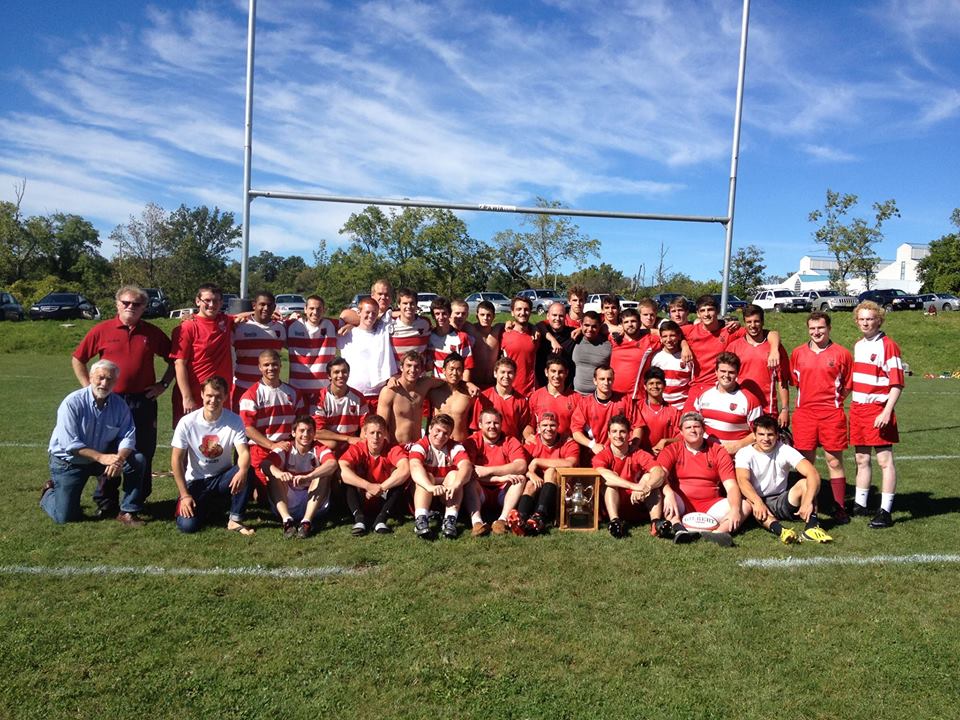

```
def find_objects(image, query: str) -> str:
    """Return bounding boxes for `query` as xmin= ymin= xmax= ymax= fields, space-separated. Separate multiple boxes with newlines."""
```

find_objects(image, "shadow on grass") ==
xmin=889 ymin=491 xmax=960 ymax=524
xmin=899 ymin=424 xmax=960 ymax=434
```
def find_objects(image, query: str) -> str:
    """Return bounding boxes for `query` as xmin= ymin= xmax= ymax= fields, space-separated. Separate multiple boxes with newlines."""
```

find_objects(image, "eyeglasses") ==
xmin=119 ymin=300 xmax=145 ymax=308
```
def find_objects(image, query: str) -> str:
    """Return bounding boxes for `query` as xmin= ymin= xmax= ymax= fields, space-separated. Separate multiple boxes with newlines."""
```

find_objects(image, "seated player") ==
xmin=311 ymin=357 xmax=367 ymax=454
xmin=571 ymin=365 xmax=644 ymax=457
xmin=592 ymin=415 xmax=663 ymax=538
xmin=650 ymin=320 xmax=693 ymax=410
xmin=640 ymin=412 xmax=750 ymax=545
xmin=734 ymin=415 xmax=832 ymax=544
xmin=339 ymin=415 xmax=411 ymax=536
xmin=516 ymin=412 xmax=578 ymax=534
xmin=408 ymin=414 xmax=473 ymax=540
xmin=261 ymin=415 xmax=338 ymax=539
xmin=426 ymin=353 xmax=476 ymax=441
xmin=172 ymin=376 xmax=254 ymax=535
xmin=472 ymin=357 xmax=530 ymax=440
xmin=635 ymin=367 xmax=680 ymax=456
xmin=689 ymin=352 xmax=762 ymax=456
xmin=525 ymin=354 xmax=579 ymax=441
xmin=464 ymin=408 xmax=529 ymax=536
xmin=238 ymin=349 xmax=301 ymax=494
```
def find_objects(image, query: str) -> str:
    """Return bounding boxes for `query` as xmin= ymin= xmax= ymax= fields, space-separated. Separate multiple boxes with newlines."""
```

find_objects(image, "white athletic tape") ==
xmin=740 ymin=554 xmax=960 ymax=569
xmin=0 ymin=564 xmax=372 ymax=579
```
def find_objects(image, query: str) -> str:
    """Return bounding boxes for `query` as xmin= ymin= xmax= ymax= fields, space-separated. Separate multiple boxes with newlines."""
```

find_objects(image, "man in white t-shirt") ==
xmin=172 ymin=375 xmax=254 ymax=535
xmin=338 ymin=296 xmax=397 ymax=412
xmin=734 ymin=415 xmax=832 ymax=544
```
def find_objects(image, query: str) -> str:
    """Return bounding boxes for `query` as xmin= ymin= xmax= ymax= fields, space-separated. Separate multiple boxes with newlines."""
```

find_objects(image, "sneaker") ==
xmin=441 ymin=515 xmax=459 ymax=539
xmin=851 ymin=503 xmax=871 ymax=517
xmin=868 ymin=509 xmax=893 ymax=529
xmin=414 ymin=515 xmax=432 ymax=539
xmin=801 ymin=526 xmax=833 ymax=543
xmin=525 ymin=513 xmax=546 ymax=536
xmin=778 ymin=527 xmax=800 ymax=544
xmin=673 ymin=525 xmax=700 ymax=544
xmin=351 ymin=521 xmax=367 ymax=537
xmin=491 ymin=519 xmax=509 ymax=535
xmin=373 ymin=522 xmax=392 ymax=535
xmin=296 ymin=521 xmax=312 ymax=539
xmin=116 ymin=512 xmax=145 ymax=528
xmin=282 ymin=517 xmax=298 ymax=539
xmin=506 ymin=509 xmax=526 ymax=536
xmin=608 ymin=518 xmax=626 ymax=539
xmin=700 ymin=531 xmax=733 ymax=547
xmin=471 ymin=522 xmax=491 ymax=537
xmin=651 ymin=519 xmax=673 ymax=539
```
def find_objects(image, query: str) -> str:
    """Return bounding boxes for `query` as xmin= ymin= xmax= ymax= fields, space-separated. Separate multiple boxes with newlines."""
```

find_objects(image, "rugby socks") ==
xmin=830 ymin=477 xmax=847 ymax=510
xmin=880 ymin=492 xmax=895 ymax=513
xmin=445 ymin=508 xmax=458 ymax=518
xmin=535 ymin=483 xmax=558 ymax=520
xmin=768 ymin=521 xmax=784 ymax=535
xmin=854 ymin=487 xmax=870 ymax=508
xmin=415 ymin=508 xmax=428 ymax=519
xmin=805 ymin=512 xmax=819 ymax=530
xmin=517 ymin=494 xmax=535 ymax=520
xmin=470 ymin=510 xmax=483 ymax=526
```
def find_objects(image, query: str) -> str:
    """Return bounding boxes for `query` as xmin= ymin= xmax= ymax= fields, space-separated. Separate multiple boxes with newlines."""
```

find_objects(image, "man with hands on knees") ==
xmin=407 ymin=414 xmax=474 ymax=540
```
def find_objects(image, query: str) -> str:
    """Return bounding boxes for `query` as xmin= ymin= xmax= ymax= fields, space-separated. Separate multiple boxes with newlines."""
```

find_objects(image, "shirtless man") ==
xmin=377 ymin=351 xmax=433 ymax=444
xmin=450 ymin=298 xmax=471 ymax=334
xmin=469 ymin=300 xmax=501 ymax=390
xmin=566 ymin=286 xmax=587 ymax=330
xmin=426 ymin=353 xmax=476 ymax=442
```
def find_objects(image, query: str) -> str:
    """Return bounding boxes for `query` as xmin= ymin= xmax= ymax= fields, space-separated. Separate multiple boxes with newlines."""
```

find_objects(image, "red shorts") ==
xmin=675 ymin=489 xmax=725 ymax=515
xmin=610 ymin=488 xmax=649 ymax=523
xmin=479 ymin=481 xmax=509 ymax=512
xmin=791 ymin=406 xmax=847 ymax=452
xmin=849 ymin=403 xmax=898 ymax=446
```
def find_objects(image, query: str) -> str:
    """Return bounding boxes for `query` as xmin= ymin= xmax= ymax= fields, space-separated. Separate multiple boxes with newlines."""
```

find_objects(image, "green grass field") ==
xmin=1 ymin=313 xmax=959 ymax=719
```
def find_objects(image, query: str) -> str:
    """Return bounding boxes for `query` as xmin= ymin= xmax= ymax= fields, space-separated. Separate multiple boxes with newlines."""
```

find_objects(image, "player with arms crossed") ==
xmin=734 ymin=415 xmax=832 ymax=544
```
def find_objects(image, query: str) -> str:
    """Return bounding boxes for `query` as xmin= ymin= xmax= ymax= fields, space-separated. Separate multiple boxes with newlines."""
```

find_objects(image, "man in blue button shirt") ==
xmin=42 ymin=359 xmax=146 ymax=525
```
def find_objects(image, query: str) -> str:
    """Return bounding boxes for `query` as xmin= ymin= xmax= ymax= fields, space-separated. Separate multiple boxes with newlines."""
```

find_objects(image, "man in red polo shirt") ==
xmin=491 ymin=296 xmax=539 ymax=395
xmin=570 ymin=365 xmax=644 ymax=457
xmin=170 ymin=283 xmax=235 ymax=427
xmin=634 ymin=367 xmax=680 ymax=456
xmin=73 ymin=285 xmax=176 ymax=512
xmin=609 ymin=307 xmax=660 ymax=400
xmin=516 ymin=412 xmax=579 ymax=534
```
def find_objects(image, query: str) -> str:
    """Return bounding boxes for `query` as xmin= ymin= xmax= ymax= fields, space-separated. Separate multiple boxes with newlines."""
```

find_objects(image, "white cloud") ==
xmin=800 ymin=144 xmax=858 ymax=163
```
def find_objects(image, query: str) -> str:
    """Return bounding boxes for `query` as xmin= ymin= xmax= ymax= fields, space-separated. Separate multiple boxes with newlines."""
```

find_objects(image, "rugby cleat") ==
xmin=414 ymin=515 xmax=433 ymax=539
xmin=868 ymin=509 xmax=894 ymax=529
xmin=525 ymin=513 xmax=546 ymax=536
xmin=608 ymin=518 xmax=627 ymax=539
xmin=296 ymin=521 xmax=312 ymax=539
xmin=672 ymin=524 xmax=699 ymax=544
xmin=282 ymin=517 xmax=298 ymax=539
xmin=506 ymin=509 xmax=526 ymax=536
xmin=651 ymin=519 xmax=673 ymax=539
xmin=851 ymin=503 xmax=871 ymax=517
xmin=351 ymin=521 xmax=367 ymax=537
xmin=441 ymin=515 xmax=459 ymax=539
xmin=778 ymin=527 xmax=800 ymax=544
xmin=800 ymin=526 xmax=833 ymax=543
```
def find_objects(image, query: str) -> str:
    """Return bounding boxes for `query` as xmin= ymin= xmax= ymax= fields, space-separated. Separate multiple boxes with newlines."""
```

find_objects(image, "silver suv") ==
xmin=798 ymin=289 xmax=857 ymax=312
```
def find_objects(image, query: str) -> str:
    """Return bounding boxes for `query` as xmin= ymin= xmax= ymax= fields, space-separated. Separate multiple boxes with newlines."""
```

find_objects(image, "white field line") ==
xmin=0 ymin=564 xmax=372 ymax=579
xmin=741 ymin=554 xmax=960 ymax=570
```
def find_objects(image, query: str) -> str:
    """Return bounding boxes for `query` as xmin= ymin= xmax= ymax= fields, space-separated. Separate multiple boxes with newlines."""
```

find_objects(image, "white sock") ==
xmin=415 ymin=509 xmax=428 ymax=519
xmin=854 ymin=487 xmax=869 ymax=507
xmin=470 ymin=511 xmax=482 ymax=525
xmin=445 ymin=508 xmax=458 ymax=518
xmin=497 ymin=513 xmax=508 ymax=522
xmin=880 ymin=493 xmax=895 ymax=513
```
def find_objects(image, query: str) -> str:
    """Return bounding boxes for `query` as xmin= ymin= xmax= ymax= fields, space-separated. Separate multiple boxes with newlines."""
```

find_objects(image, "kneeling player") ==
xmin=592 ymin=415 xmax=663 ymax=538
xmin=464 ymin=408 xmax=528 ymax=536
xmin=408 ymin=414 xmax=473 ymax=539
xmin=734 ymin=415 xmax=832 ymax=544
xmin=516 ymin=412 xmax=579 ymax=534
xmin=262 ymin=416 xmax=338 ymax=539
xmin=338 ymin=415 xmax=410 ymax=536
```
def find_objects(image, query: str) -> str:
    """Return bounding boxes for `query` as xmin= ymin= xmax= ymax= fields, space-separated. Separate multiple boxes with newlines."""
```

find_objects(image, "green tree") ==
xmin=566 ymin=263 xmax=630 ymax=295
xmin=162 ymin=205 xmax=242 ymax=304
xmin=491 ymin=198 xmax=600 ymax=287
xmin=0 ymin=181 xmax=51 ymax=283
xmin=45 ymin=213 xmax=102 ymax=282
xmin=728 ymin=245 xmax=766 ymax=299
xmin=110 ymin=202 xmax=168 ymax=288
xmin=809 ymin=190 xmax=899 ymax=292
xmin=917 ymin=208 xmax=960 ymax=293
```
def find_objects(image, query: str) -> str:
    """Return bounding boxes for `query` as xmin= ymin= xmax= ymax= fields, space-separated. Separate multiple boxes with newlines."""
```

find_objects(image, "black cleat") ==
xmin=608 ymin=518 xmax=627 ymax=539
xmin=673 ymin=524 xmax=700 ymax=544
xmin=851 ymin=503 xmax=871 ymax=517
xmin=868 ymin=509 xmax=893 ymax=529
xmin=699 ymin=531 xmax=734 ymax=547
xmin=414 ymin=515 xmax=433 ymax=539
xmin=282 ymin=517 xmax=298 ymax=539
xmin=441 ymin=515 xmax=459 ymax=539
xmin=652 ymin=519 xmax=674 ymax=539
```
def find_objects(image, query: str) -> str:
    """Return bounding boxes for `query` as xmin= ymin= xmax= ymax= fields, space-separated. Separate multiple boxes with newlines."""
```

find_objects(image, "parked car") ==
xmin=710 ymin=294 xmax=747 ymax=312
xmin=417 ymin=293 xmax=439 ymax=313
xmin=652 ymin=293 xmax=688 ymax=312
xmin=517 ymin=289 xmax=568 ymax=314
xmin=583 ymin=294 xmax=640 ymax=314
xmin=142 ymin=288 xmax=171 ymax=318
xmin=169 ymin=307 xmax=195 ymax=319
xmin=797 ymin=289 xmax=857 ymax=312
xmin=0 ymin=291 xmax=25 ymax=321
xmin=464 ymin=291 xmax=512 ymax=315
xmin=29 ymin=292 xmax=100 ymax=321
xmin=275 ymin=293 xmax=306 ymax=317
xmin=917 ymin=292 xmax=958 ymax=312
xmin=752 ymin=289 xmax=810 ymax=313
xmin=857 ymin=288 xmax=922 ymax=312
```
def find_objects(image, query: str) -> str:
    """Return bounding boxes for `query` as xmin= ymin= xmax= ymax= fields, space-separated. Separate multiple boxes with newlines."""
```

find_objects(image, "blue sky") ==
xmin=2 ymin=0 xmax=959 ymax=283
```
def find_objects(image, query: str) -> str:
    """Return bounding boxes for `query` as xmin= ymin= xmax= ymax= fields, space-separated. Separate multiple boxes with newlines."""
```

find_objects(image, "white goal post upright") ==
xmin=239 ymin=0 xmax=751 ymax=313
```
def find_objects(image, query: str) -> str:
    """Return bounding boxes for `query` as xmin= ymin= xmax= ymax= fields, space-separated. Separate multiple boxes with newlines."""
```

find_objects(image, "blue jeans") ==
xmin=176 ymin=467 xmax=250 ymax=533
xmin=42 ymin=453 xmax=145 ymax=524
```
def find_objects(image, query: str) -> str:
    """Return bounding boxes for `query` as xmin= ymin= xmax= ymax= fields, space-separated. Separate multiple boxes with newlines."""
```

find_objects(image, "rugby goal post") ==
xmin=239 ymin=0 xmax=751 ymax=312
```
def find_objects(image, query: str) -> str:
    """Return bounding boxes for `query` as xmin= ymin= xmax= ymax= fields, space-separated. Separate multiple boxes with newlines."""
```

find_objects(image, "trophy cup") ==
xmin=557 ymin=469 xmax=601 ymax=531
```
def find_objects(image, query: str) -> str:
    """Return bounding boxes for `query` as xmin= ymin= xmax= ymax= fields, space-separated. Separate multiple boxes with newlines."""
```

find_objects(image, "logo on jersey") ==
xmin=199 ymin=435 xmax=224 ymax=458
xmin=870 ymin=353 xmax=877 ymax=362
xmin=729 ymin=402 xmax=737 ymax=411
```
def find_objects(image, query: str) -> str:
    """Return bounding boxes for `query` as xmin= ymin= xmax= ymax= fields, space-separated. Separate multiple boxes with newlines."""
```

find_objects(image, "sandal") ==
xmin=227 ymin=520 xmax=256 ymax=536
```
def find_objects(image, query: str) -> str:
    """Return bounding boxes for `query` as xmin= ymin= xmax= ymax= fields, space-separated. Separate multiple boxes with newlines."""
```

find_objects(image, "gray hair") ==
xmin=115 ymin=285 xmax=148 ymax=304
xmin=679 ymin=411 xmax=704 ymax=428
xmin=89 ymin=359 xmax=120 ymax=379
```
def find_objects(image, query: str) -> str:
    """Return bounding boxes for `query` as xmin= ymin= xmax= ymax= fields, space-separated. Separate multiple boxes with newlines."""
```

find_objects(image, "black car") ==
xmin=710 ymin=293 xmax=748 ymax=312
xmin=29 ymin=292 xmax=100 ymax=321
xmin=857 ymin=288 xmax=922 ymax=311
xmin=652 ymin=293 xmax=689 ymax=312
xmin=143 ymin=288 xmax=171 ymax=318
xmin=0 ymin=291 xmax=25 ymax=321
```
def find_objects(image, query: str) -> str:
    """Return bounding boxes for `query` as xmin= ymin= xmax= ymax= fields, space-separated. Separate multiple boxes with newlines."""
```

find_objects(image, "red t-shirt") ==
xmin=570 ymin=392 xmax=641 ymax=446
xmin=499 ymin=326 xmax=538 ymax=395
xmin=634 ymin=400 xmax=681 ymax=452
xmin=464 ymin=431 xmax=527 ymax=487
xmin=472 ymin=387 xmax=530 ymax=439
xmin=524 ymin=434 xmax=580 ymax=463
xmin=727 ymin=335 xmax=790 ymax=414
xmin=170 ymin=313 xmax=235 ymax=424
xmin=339 ymin=442 xmax=408 ymax=484
xmin=591 ymin=445 xmax=657 ymax=481
xmin=656 ymin=438 xmax=735 ymax=505
xmin=682 ymin=322 xmax=745 ymax=391
xmin=73 ymin=319 xmax=171 ymax=394
xmin=527 ymin=387 xmax=580 ymax=436
xmin=790 ymin=342 xmax=853 ymax=411
xmin=609 ymin=332 xmax=660 ymax=399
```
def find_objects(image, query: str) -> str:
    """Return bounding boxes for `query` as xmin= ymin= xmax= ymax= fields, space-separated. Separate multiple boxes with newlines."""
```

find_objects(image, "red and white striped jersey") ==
xmin=388 ymin=316 xmax=432 ymax=366
xmin=268 ymin=442 xmax=335 ymax=476
xmin=428 ymin=329 xmax=474 ymax=377
xmin=407 ymin=437 xmax=471 ymax=478
xmin=650 ymin=349 xmax=694 ymax=410
xmin=232 ymin=319 xmax=287 ymax=391
xmin=851 ymin=333 xmax=904 ymax=406
xmin=310 ymin=386 xmax=368 ymax=436
xmin=238 ymin=381 xmax=301 ymax=441
xmin=286 ymin=317 xmax=340 ymax=396
xmin=692 ymin=386 xmax=762 ymax=442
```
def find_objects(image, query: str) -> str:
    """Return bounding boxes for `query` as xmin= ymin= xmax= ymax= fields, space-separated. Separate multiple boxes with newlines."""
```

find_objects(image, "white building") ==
xmin=767 ymin=243 xmax=929 ymax=294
